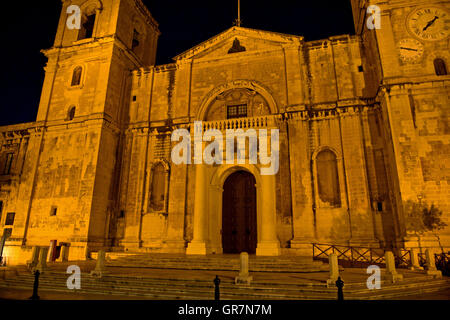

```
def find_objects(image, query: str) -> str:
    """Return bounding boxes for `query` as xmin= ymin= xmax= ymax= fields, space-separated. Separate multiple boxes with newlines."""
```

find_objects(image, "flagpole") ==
xmin=238 ymin=0 xmax=241 ymax=27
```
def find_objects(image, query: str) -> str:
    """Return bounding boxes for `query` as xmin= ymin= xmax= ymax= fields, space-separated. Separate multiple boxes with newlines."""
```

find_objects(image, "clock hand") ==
xmin=400 ymin=47 xmax=418 ymax=52
xmin=423 ymin=16 xmax=439 ymax=31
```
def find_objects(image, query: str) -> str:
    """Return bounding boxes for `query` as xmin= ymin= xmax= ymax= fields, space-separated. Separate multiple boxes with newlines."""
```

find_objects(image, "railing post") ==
xmin=327 ymin=253 xmax=340 ymax=288
xmin=29 ymin=270 xmax=40 ymax=300
xmin=235 ymin=252 xmax=252 ymax=285
xmin=214 ymin=275 xmax=221 ymax=301
xmin=384 ymin=251 xmax=403 ymax=283
xmin=336 ymin=277 xmax=344 ymax=301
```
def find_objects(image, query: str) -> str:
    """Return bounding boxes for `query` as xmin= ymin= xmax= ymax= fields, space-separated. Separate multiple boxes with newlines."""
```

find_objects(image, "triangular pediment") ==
xmin=173 ymin=27 xmax=303 ymax=61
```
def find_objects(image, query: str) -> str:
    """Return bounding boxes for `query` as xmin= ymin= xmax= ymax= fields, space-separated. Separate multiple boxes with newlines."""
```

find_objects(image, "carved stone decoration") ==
xmin=228 ymin=38 xmax=246 ymax=54
xmin=197 ymin=80 xmax=279 ymax=120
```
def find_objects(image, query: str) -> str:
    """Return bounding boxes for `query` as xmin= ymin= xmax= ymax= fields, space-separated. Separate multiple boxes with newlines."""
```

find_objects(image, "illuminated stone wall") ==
xmin=0 ymin=0 xmax=448 ymax=264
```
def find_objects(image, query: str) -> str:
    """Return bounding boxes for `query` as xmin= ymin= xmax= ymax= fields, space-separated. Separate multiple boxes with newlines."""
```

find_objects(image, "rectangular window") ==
xmin=227 ymin=104 xmax=247 ymax=119
xmin=5 ymin=213 xmax=15 ymax=226
xmin=3 ymin=153 xmax=13 ymax=175
xmin=79 ymin=14 xmax=96 ymax=40
xmin=50 ymin=206 xmax=57 ymax=217
xmin=377 ymin=202 xmax=383 ymax=212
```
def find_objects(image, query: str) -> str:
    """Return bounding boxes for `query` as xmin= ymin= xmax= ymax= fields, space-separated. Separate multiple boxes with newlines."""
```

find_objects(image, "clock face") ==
xmin=407 ymin=7 xmax=449 ymax=41
xmin=398 ymin=39 xmax=424 ymax=63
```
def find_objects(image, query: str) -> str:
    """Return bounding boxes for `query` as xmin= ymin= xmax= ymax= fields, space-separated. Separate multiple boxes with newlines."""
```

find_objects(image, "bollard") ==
xmin=90 ymin=250 xmax=108 ymax=278
xmin=409 ymin=248 xmax=423 ymax=271
xmin=29 ymin=270 xmax=40 ymax=300
xmin=214 ymin=275 xmax=221 ymax=301
xmin=335 ymin=276 xmax=344 ymax=301
xmin=425 ymin=249 xmax=442 ymax=278
xmin=384 ymin=251 xmax=403 ymax=283
xmin=235 ymin=252 xmax=253 ymax=285
xmin=326 ymin=253 xmax=339 ymax=288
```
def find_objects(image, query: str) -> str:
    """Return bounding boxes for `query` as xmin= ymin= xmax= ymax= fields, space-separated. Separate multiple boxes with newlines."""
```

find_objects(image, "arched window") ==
xmin=316 ymin=150 xmax=341 ymax=207
xmin=149 ymin=163 xmax=167 ymax=212
xmin=67 ymin=106 xmax=76 ymax=121
xmin=434 ymin=58 xmax=448 ymax=76
xmin=132 ymin=29 xmax=140 ymax=51
xmin=71 ymin=66 xmax=82 ymax=86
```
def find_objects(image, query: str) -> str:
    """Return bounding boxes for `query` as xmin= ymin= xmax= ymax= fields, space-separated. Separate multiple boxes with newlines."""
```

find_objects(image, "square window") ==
xmin=5 ymin=213 xmax=15 ymax=226
xmin=358 ymin=65 xmax=364 ymax=72
xmin=227 ymin=104 xmax=247 ymax=119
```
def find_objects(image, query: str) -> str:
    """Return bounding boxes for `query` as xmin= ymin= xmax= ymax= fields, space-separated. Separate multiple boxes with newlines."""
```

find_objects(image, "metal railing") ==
xmin=418 ymin=252 xmax=450 ymax=276
xmin=435 ymin=253 xmax=450 ymax=276
xmin=312 ymin=243 xmax=411 ymax=268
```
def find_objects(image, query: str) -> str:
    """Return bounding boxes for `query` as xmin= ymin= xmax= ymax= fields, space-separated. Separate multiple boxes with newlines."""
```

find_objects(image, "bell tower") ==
xmin=351 ymin=0 xmax=450 ymax=249
xmin=37 ymin=0 xmax=159 ymax=124
xmin=17 ymin=0 xmax=160 ymax=258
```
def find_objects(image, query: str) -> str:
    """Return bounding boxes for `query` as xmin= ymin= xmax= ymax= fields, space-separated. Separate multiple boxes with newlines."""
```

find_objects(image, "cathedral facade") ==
xmin=0 ymin=0 xmax=449 ymax=264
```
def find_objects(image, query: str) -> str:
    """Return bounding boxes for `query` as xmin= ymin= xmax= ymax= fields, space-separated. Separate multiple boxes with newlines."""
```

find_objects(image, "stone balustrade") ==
xmin=195 ymin=115 xmax=281 ymax=132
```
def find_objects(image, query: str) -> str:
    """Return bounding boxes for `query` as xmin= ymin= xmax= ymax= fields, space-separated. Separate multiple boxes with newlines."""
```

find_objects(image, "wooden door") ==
xmin=222 ymin=171 xmax=257 ymax=254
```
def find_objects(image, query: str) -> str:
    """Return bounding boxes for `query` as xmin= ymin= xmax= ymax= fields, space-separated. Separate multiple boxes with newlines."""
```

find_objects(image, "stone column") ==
xmin=0 ymin=235 xmax=6 ymax=263
xmin=235 ymin=252 xmax=253 ymax=285
xmin=48 ymin=241 xmax=57 ymax=262
xmin=326 ymin=253 xmax=340 ymax=288
xmin=187 ymin=164 xmax=208 ymax=255
xmin=425 ymin=249 xmax=442 ymax=278
xmin=36 ymin=247 xmax=49 ymax=273
xmin=59 ymin=243 xmax=70 ymax=262
xmin=256 ymin=174 xmax=280 ymax=256
xmin=384 ymin=251 xmax=403 ymax=283
xmin=164 ymin=157 xmax=188 ymax=253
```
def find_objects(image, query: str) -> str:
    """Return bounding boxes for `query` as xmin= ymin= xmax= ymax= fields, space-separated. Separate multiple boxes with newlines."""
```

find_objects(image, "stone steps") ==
xmin=0 ymin=276 xmax=333 ymax=300
xmin=92 ymin=253 xmax=328 ymax=273
xmin=1 ymin=271 xmax=449 ymax=300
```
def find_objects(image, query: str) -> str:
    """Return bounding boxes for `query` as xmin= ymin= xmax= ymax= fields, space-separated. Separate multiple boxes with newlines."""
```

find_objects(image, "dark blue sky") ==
xmin=0 ymin=1 xmax=355 ymax=126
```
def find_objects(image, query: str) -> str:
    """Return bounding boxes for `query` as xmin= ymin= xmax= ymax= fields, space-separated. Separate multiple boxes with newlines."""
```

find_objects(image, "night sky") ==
xmin=0 ymin=1 xmax=355 ymax=127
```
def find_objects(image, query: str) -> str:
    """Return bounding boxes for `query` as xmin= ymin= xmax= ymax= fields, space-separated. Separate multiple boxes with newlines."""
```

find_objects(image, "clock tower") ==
xmin=352 ymin=0 xmax=450 ymax=250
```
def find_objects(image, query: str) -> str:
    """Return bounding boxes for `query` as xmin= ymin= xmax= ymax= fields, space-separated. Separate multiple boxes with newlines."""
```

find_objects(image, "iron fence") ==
xmin=312 ymin=243 xmax=411 ymax=268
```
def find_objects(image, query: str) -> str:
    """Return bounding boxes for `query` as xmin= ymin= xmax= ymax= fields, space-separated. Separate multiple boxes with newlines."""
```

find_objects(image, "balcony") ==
xmin=196 ymin=115 xmax=281 ymax=132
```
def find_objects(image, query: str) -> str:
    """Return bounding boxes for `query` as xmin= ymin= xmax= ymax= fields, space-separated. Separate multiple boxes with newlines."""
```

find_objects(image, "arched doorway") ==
xmin=222 ymin=171 xmax=257 ymax=254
